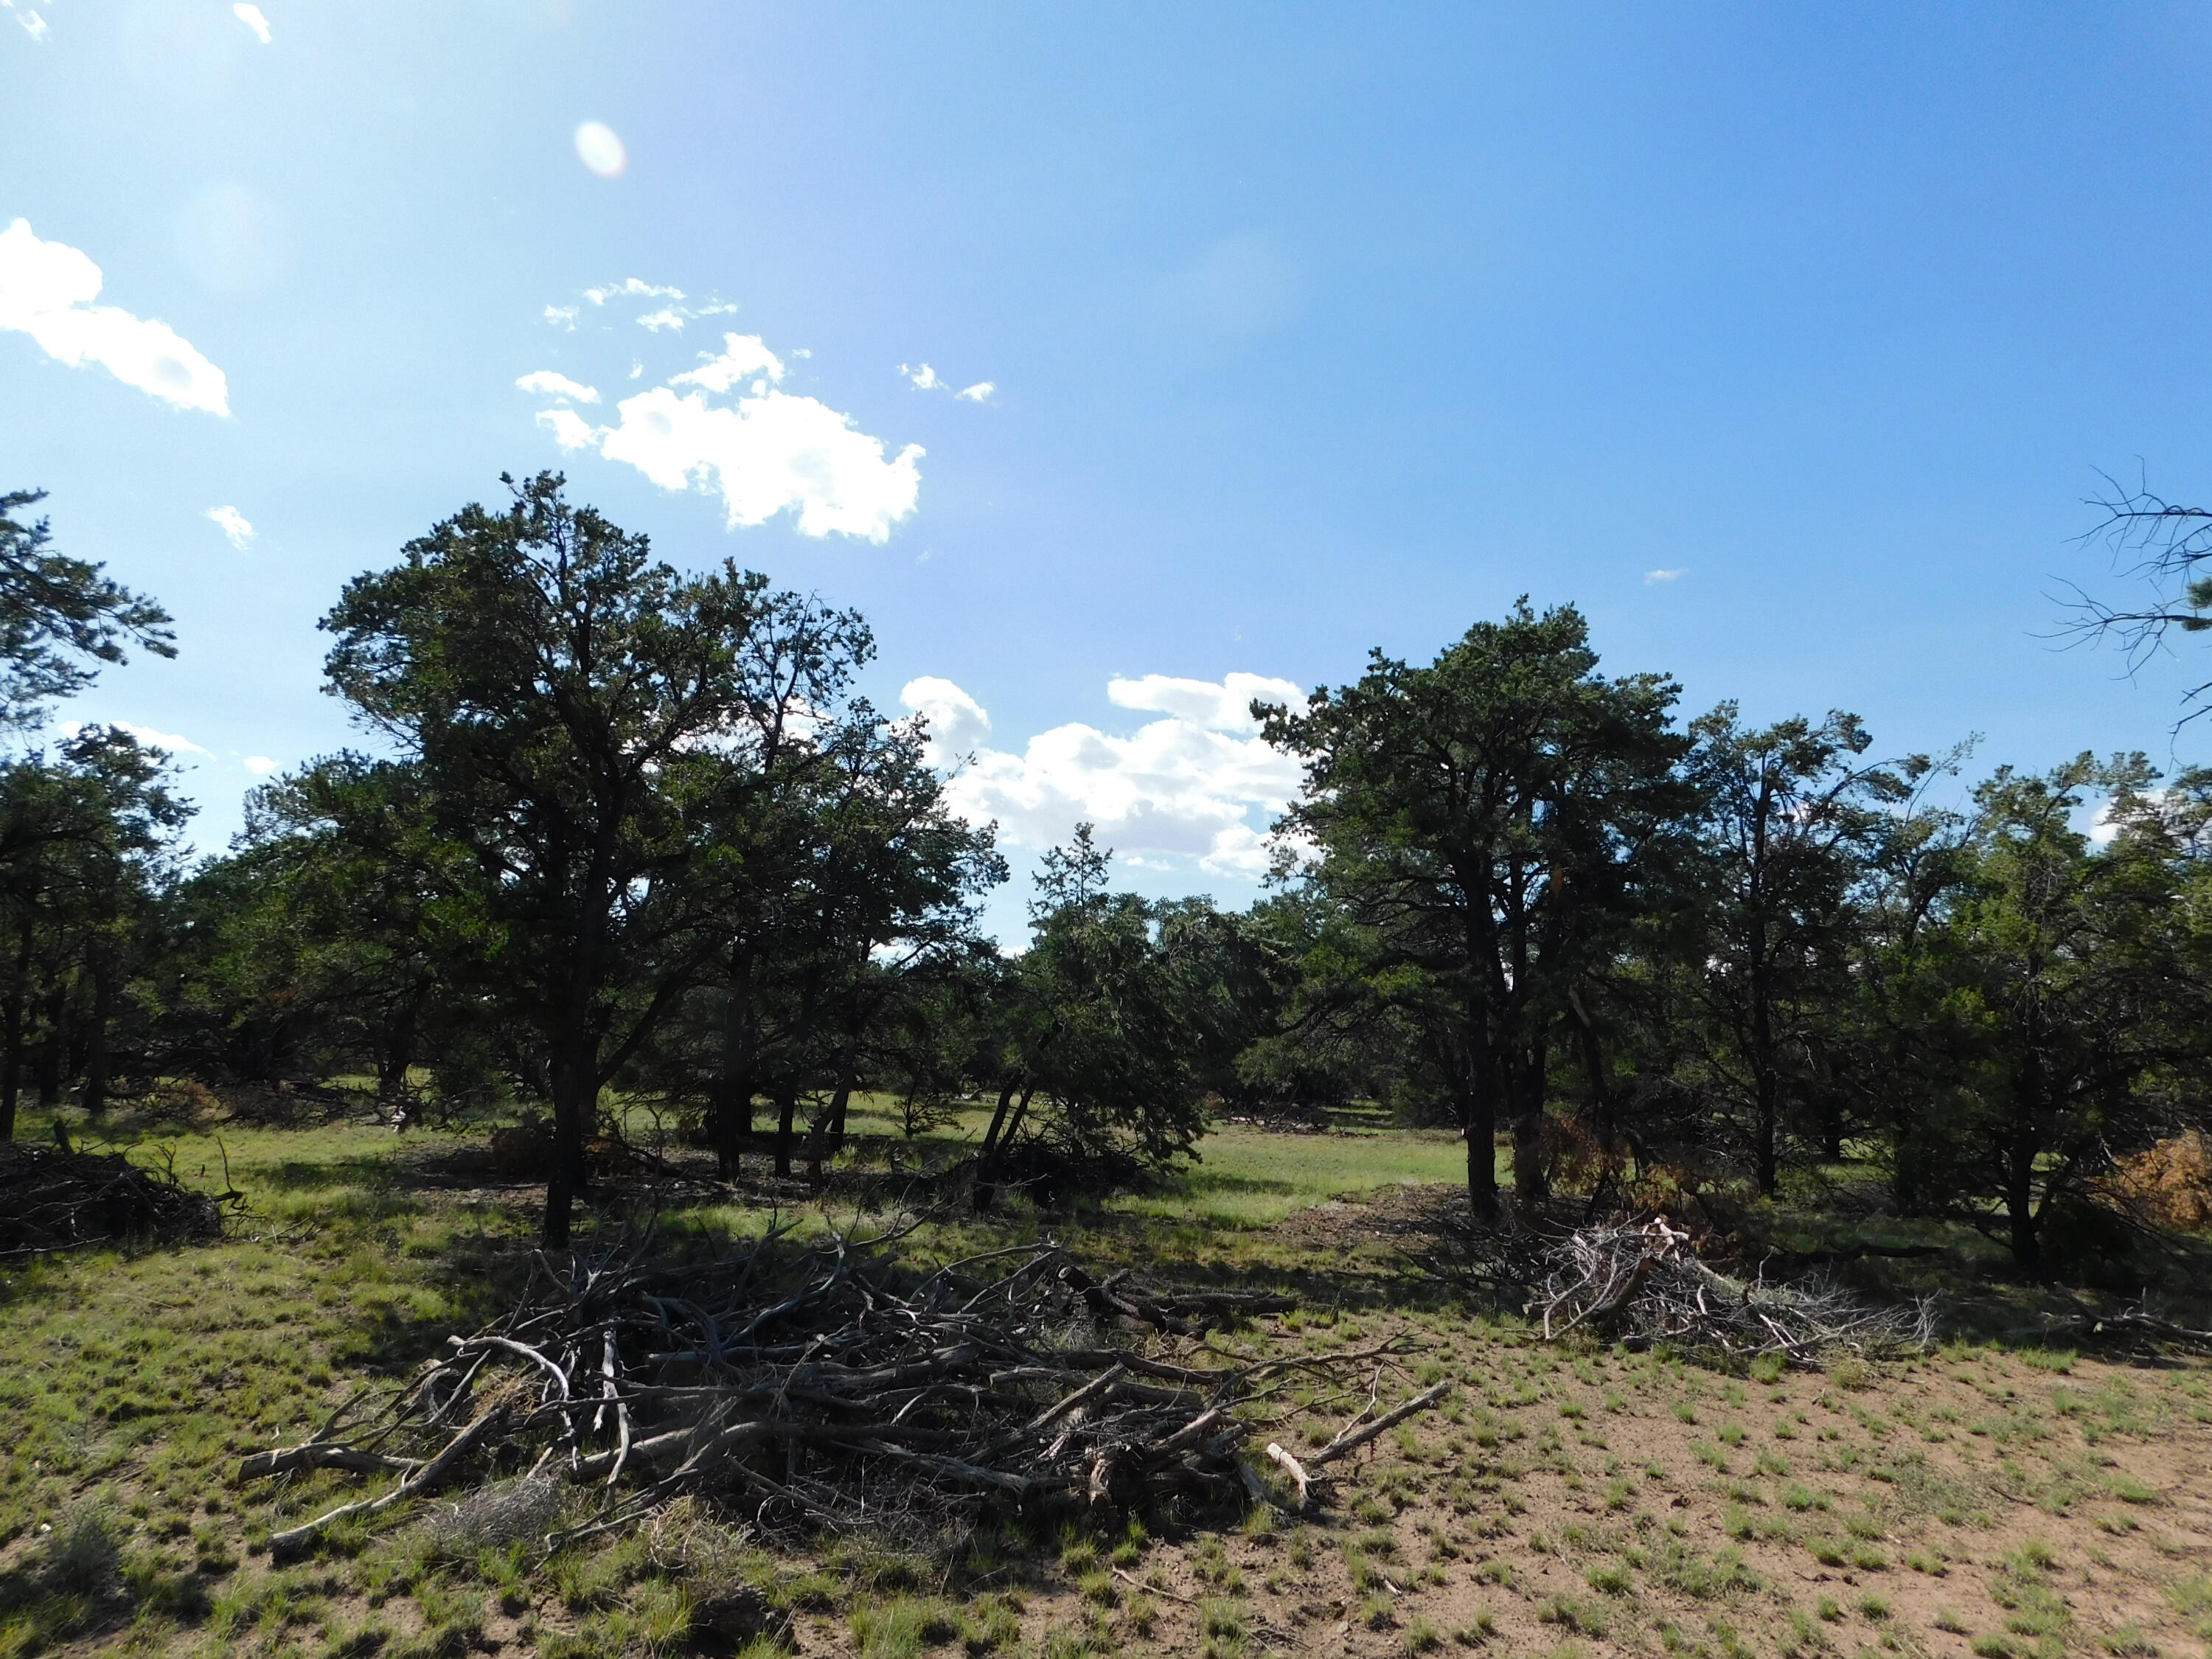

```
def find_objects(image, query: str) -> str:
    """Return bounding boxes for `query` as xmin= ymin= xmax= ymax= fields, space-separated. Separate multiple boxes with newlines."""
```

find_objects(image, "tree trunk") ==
xmin=1463 ymin=1024 xmax=1499 ymax=1224
xmin=78 ymin=952 xmax=114 ymax=1119
xmin=1509 ymin=1038 xmax=1550 ymax=1205
xmin=0 ymin=998 xmax=16 ymax=1141
xmin=1568 ymin=989 xmax=1615 ymax=1154
xmin=543 ymin=1035 xmax=598 ymax=1248
xmin=2006 ymin=1074 xmax=2044 ymax=1272
xmin=773 ymin=1083 xmax=799 ymax=1179
xmin=974 ymin=1082 xmax=1031 ymax=1214
xmin=1752 ymin=1063 xmax=1779 ymax=1199
xmin=377 ymin=993 xmax=420 ymax=1103
xmin=0 ymin=929 xmax=29 ymax=1141
xmin=825 ymin=1051 xmax=855 ymax=1155
xmin=33 ymin=983 xmax=63 ymax=1107
xmin=708 ymin=959 xmax=755 ymax=1177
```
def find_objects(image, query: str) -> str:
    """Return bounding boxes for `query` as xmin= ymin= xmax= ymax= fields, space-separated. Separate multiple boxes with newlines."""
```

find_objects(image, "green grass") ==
xmin=1104 ymin=1122 xmax=1482 ymax=1228
xmin=4 ymin=1098 xmax=2209 ymax=1659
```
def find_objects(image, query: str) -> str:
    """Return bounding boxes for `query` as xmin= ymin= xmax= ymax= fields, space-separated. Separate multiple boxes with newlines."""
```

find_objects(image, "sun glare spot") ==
xmin=574 ymin=121 xmax=627 ymax=179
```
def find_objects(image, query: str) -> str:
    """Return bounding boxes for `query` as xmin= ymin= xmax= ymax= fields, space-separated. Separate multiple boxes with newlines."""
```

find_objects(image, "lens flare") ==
xmin=574 ymin=121 xmax=627 ymax=179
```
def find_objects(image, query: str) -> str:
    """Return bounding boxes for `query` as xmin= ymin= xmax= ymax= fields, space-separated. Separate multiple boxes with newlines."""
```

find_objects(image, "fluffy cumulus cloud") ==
xmin=901 ymin=674 xmax=1307 ymax=877
xmin=520 ymin=332 xmax=924 ymax=542
xmin=1106 ymin=672 xmax=1303 ymax=733
xmin=900 ymin=676 xmax=992 ymax=765
xmin=0 ymin=220 xmax=229 ymax=414
xmin=232 ymin=4 xmax=271 ymax=44
xmin=205 ymin=504 xmax=254 ymax=549
xmin=242 ymin=755 xmax=278 ymax=776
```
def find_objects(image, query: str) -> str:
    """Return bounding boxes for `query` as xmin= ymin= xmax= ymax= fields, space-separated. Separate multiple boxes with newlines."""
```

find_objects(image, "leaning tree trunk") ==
xmin=974 ymin=1084 xmax=1032 ymax=1214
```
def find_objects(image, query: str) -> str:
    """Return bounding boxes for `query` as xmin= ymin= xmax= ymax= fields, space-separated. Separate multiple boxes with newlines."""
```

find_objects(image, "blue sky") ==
xmin=6 ymin=3 xmax=2212 ymax=940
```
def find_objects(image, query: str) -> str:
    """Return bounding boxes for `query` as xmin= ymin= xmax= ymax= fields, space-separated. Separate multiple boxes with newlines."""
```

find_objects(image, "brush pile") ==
xmin=1532 ymin=1217 xmax=1930 ymax=1366
xmin=0 ymin=1139 xmax=228 ymax=1255
xmin=246 ymin=1227 xmax=1430 ymax=1554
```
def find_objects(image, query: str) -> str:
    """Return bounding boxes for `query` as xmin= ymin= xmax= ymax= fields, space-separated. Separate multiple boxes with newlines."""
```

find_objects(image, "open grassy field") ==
xmin=3 ymin=1102 xmax=2210 ymax=1659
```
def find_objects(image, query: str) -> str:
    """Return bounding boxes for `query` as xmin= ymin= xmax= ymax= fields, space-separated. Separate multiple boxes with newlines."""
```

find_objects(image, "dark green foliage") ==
xmin=0 ymin=488 xmax=173 ymax=731
xmin=1260 ymin=600 xmax=1694 ymax=1218
xmin=4 ymin=469 xmax=2205 ymax=1287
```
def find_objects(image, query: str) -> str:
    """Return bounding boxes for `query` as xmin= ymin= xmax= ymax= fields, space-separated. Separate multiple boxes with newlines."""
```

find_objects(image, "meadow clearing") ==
xmin=2 ymin=1099 xmax=2209 ymax=1659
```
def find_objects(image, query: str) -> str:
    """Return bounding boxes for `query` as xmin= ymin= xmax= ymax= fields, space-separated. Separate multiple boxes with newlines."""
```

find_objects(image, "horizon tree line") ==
xmin=3 ymin=472 xmax=2210 ymax=1270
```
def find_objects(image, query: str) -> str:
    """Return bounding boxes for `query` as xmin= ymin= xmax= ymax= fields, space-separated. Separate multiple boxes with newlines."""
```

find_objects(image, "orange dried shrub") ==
xmin=2107 ymin=1131 xmax=2212 ymax=1231
xmin=1547 ymin=1114 xmax=1616 ymax=1197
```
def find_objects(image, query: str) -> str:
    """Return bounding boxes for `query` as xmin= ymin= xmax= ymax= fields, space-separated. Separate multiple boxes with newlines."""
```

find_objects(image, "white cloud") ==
xmin=523 ymin=330 xmax=923 ymax=542
xmin=907 ymin=675 xmax=1302 ymax=877
xmin=515 ymin=369 xmax=599 ymax=403
xmin=1645 ymin=568 xmax=1685 ymax=584
xmin=232 ymin=3 xmax=271 ymax=44
xmin=242 ymin=754 xmax=278 ymax=776
xmin=585 ymin=278 xmax=683 ymax=306
xmin=61 ymin=720 xmax=210 ymax=757
xmin=205 ymin=505 xmax=254 ymax=549
xmin=4 ymin=2 xmax=48 ymax=42
xmin=902 ymin=361 xmax=997 ymax=402
xmin=0 ymin=220 xmax=229 ymax=415
xmin=672 ymin=334 xmax=783 ymax=392
xmin=544 ymin=305 xmax=578 ymax=329
xmin=536 ymin=406 xmax=598 ymax=450
xmin=1106 ymin=672 xmax=1304 ymax=734
xmin=574 ymin=121 xmax=627 ymax=179
xmin=637 ymin=307 xmax=686 ymax=332
xmin=899 ymin=676 xmax=992 ymax=765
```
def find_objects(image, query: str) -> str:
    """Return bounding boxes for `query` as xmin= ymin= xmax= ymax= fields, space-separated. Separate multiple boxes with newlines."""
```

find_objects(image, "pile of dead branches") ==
xmin=244 ymin=1227 xmax=1438 ymax=1555
xmin=0 ymin=1139 xmax=230 ymax=1255
xmin=1532 ymin=1217 xmax=1931 ymax=1368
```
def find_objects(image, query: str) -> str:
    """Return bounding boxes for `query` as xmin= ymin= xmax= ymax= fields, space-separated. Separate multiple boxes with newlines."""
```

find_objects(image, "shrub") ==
xmin=2105 ymin=1130 xmax=2212 ymax=1230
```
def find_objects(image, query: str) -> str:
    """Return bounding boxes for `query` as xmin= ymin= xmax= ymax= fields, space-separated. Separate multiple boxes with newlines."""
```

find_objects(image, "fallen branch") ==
xmin=1531 ymin=1218 xmax=1930 ymax=1368
xmin=1304 ymin=1380 xmax=1452 ymax=1467
xmin=237 ymin=1444 xmax=420 ymax=1482
xmin=237 ymin=1231 xmax=1391 ymax=1545
xmin=270 ymin=1404 xmax=512 ymax=1556
xmin=1263 ymin=1441 xmax=1311 ymax=1509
